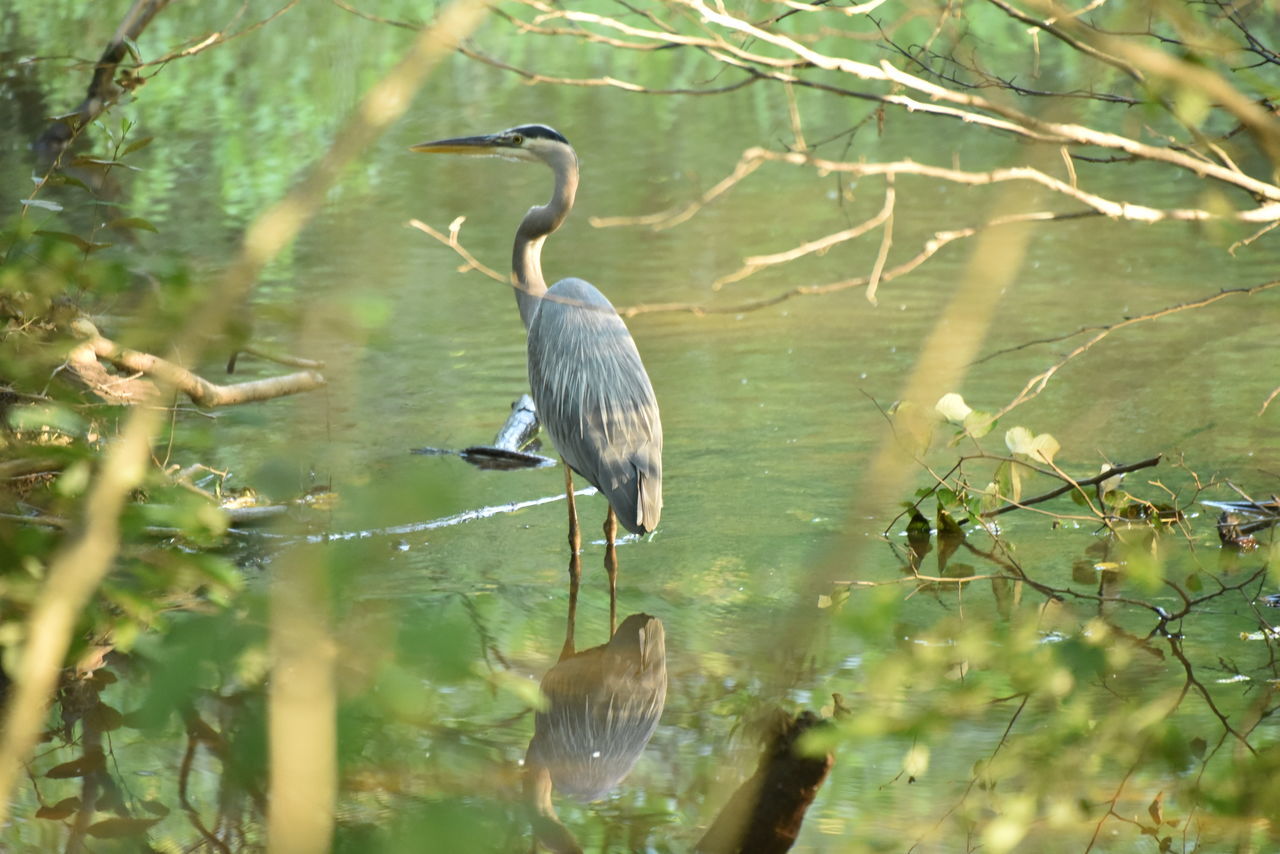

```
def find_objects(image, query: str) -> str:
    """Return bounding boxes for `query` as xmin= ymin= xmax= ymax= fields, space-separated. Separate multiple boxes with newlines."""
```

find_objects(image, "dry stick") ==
xmin=751 ymin=148 xmax=1280 ymax=222
xmin=236 ymin=346 xmax=326 ymax=371
xmin=979 ymin=456 xmax=1163 ymax=519
xmin=458 ymin=44 xmax=759 ymax=95
xmin=76 ymin=326 xmax=326 ymax=407
xmin=409 ymin=218 xmax=506 ymax=283
xmin=987 ymin=0 xmax=1280 ymax=170
xmin=531 ymin=0 xmax=1279 ymax=198
xmin=982 ymin=0 xmax=1144 ymax=83
xmin=132 ymin=0 xmax=299 ymax=70
xmin=538 ymin=0 xmax=1280 ymax=203
xmin=329 ymin=0 xmax=417 ymax=30
xmin=627 ymin=211 xmax=1085 ymax=317
xmin=597 ymin=146 xmax=1278 ymax=240
xmin=864 ymin=173 xmax=895 ymax=305
xmin=591 ymin=155 xmax=767 ymax=230
xmin=0 ymin=0 xmax=492 ymax=839
xmin=770 ymin=0 xmax=891 ymax=15
xmin=995 ymin=280 xmax=1280 ymax=420
xmin=1229 ymin=219 xmax=1280 ymax=255
xmin=1259 ymin=386 xmax=1280 ymax=416
xmin=712 ymin=180 xmax=896 ymax=289
xmin=415 ymin=208 xmax=1081 ymax=318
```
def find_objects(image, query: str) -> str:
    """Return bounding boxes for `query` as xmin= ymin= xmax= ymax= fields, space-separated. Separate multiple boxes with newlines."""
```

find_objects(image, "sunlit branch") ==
xmin=408 ymin=217 xmax=506 ymax=282
xmin=767 ymin=0 xmax=891 ymax=15
xmin=1259 ymin=385 xmax=1280 ymax=416
xmin=70 ymin=322 xmax=327 ymax=408
xmin=590 ymin=151 xmax=765 ymax=230
xmin=597 ymin=146 xmax=1280 ymax=277
xmin=492 ymin=5 xmax=677 ymax=50
xmin=328 ymin=0 xmax=416 ymax=30
xmin=456 ymin=44 xmax=758 ymax=95
xmin=1229 ymin=218 xmax=1280 ymax=255
xmin=518 ymin=0 xmax=727 ymax=51
xmin=865 ymin=174 xmax=895 ymax=305
xmin=495 ymin=0 xmax=1280 ymax=204
xmin=983 ymin=0 xmax=1145 ymax=83
xmin=620 ymin=211 xmax=1088 ymax=317
xmin=711 ymin=179 xmax=895 ymax=290
xmin=761 ymin=147 xmax=1280 ymax=220
xmin=137 ymin=1 xmax=299 ymax=69
xmin=1093 ymin=32 xmax=1280 ymax=164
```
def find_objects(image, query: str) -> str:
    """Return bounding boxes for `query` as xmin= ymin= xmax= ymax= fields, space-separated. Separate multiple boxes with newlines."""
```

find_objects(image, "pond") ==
xmin=1 ymin=2 xmax=1278 ymax=852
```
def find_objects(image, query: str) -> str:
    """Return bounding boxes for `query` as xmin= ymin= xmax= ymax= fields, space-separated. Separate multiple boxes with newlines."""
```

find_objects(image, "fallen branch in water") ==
xmin=65 ymin=320 xmax=326 ymax=408
xmin=980 ymin=456 xmax=1163 ymax=520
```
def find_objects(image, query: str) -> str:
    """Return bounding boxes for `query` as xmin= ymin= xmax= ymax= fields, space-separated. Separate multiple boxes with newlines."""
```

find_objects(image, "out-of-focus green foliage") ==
xmin=1 ymin=0 xmax=1278 ymax=851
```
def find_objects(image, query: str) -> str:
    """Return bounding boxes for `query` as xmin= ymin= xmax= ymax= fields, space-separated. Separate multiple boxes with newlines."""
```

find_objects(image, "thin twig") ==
xmin=995 ymin=280 xmax=1280 ymax=419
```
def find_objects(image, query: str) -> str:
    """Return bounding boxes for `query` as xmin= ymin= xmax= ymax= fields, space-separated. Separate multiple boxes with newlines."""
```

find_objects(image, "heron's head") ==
xmin=410 ymin=124 xmax=574 ymax=167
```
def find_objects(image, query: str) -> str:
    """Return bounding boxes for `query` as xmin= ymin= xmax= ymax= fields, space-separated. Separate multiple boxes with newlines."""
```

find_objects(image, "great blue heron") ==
xmin=411 ymin=124 xmax=663 ymax=587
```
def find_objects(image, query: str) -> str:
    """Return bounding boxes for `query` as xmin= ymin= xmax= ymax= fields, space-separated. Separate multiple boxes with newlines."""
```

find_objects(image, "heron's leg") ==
xmin=563 ymin=462 xmax=581 ymax=555
xmin=560 ymin=548 xmax=579 ymax=662
xmin=604 ymin=506 xmax=618 ymax=635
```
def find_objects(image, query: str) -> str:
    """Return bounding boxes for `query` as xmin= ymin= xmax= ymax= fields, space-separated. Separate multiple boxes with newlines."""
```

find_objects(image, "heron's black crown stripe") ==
xmin=511 ymin=124 xmax=569 ymax=145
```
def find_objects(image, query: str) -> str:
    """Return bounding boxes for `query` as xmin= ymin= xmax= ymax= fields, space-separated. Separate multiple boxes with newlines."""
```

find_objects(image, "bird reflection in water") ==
xmin=523 ymin=559 xmax=667 ymax=852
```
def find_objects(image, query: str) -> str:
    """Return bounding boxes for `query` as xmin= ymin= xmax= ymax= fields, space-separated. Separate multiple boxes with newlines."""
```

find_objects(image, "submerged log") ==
xmin=696 ymin=711 xmax=834 ymax=854
xmin=413 ymin=394 xmax=556 ymax=469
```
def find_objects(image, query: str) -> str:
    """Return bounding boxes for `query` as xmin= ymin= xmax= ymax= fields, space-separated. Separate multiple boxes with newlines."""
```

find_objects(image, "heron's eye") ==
xmin=510 ymin=133 xmax=524 ymax=145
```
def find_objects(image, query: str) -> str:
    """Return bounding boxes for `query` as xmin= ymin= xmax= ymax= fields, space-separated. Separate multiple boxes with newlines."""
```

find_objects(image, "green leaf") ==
xmin=86 ymin=702 xmax=124 ymax=733
xmin=935 ymin=392 xmax=972 ymax=424
xmin=32 ymin=230 xmax=112 ymax=253
xmin=87 ymin=817 xmax=161 ymax=838
xmin=70 ymin=156 xmax=140 ymax=171
xmin=1004 ymin=426 xmax=1059 ymax=463
xmin=45 ymin=752 xmax=105 ymax=779
xmin=963 ymin=410 xmax=995 ymax=438
xmin=121 ymin=135 xmax=154 ymax=156
xmin=35 ymin=797 xmax=81 ymax=820
xmin=8 ymin=403 xmax=86 ymax=436
xmin=19 ymin=199 xmax=63 ymax=212
xmin=107 ymin=216 xmax=158 ymax=233
xmin=1005 ymin=426 xmax=1034 ymax=455
xmin=1029 ymin=432 xmax=1060 ymax=465
xmin=42 ymin=173 xmax=92 ymax=192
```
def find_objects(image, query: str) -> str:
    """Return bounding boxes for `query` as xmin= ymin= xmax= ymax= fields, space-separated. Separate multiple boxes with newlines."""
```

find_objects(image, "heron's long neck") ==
xmin=512 ymin=150 xmax=579 ymax=330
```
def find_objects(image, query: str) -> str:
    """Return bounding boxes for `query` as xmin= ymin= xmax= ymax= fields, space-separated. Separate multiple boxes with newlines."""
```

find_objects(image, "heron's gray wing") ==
xmin=528 ymin=279 xmax=663 ymax=534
